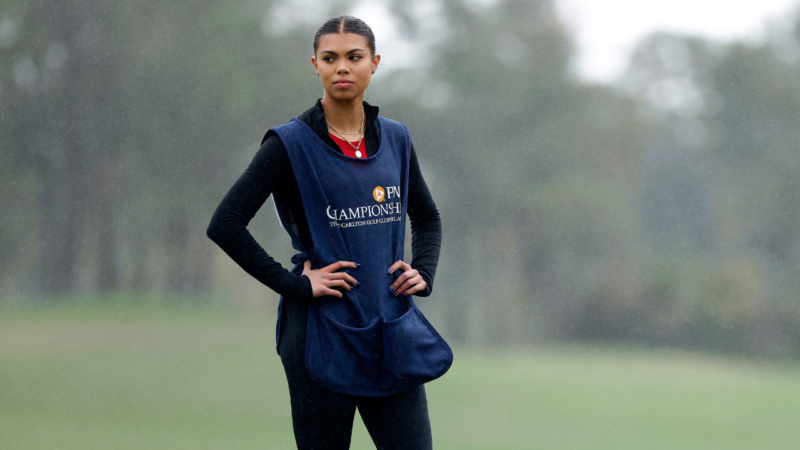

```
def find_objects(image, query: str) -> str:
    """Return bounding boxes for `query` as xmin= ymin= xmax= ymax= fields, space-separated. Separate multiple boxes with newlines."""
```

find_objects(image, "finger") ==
xmin=394 ymin=275 xmax=423 ymax=296
xmin=387 ymin=260 xmax=405 ymax=274
xmin=388 ymin=260 xmax=412 ymax=275
xmin=323 ymin=287 xmax=343 ymax=298
xmin=328 ymin=272 xmax=359 ymax=287
xmin=390 ymin=269 xmax=418 ymax=291
xmin=325 ymin=261 xmax=358 ymax=272
xmin=390 ymin=270 xmax=411 ymax=291
xmin=303 ymin=260 xmax=311 ymax=273
xmin=322 ymin=261 xmax=341 ymax=272
xmin=403 ymin=282 xmax=426 ymax=295
xmin=327 ymin=279 xmax=352 ymax=291
xmin=398 ymin=275 xmax=419 ymax=291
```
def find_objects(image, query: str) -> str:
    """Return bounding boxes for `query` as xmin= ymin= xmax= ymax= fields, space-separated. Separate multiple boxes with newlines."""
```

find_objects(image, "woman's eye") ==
xmin=350 ymin=55 xmax=362 ymax=61
xmin=323 ymin=57 xmax=333 ymax=62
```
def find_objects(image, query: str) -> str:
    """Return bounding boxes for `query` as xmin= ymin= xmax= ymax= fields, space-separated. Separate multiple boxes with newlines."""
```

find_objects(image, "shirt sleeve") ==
xmin=406 ymin=140 xmax=443 ymax=297
xmin=206 ymin=132 xmax=314 ymax=300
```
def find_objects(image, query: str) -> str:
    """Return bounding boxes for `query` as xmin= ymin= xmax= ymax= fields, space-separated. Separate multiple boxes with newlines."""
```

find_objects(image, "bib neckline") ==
xmin=292 ymin=117 xmax=386 ymax=163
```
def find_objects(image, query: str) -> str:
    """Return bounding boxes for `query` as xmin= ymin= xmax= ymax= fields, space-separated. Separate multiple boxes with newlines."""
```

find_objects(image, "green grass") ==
xmin=2 ymin=300 xmax=799 ymax=449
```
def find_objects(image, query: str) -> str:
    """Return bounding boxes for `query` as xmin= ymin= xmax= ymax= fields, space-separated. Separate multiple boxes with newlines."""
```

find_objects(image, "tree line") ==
xmin=2 ymin=0 xmax=800 ymax=358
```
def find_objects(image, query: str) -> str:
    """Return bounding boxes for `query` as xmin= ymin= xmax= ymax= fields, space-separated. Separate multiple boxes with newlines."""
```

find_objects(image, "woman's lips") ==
xmin=334 ymin=80 xmax=354 ymax=87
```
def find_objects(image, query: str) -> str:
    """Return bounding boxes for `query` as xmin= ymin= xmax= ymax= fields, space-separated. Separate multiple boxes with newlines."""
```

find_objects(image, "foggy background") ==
xmin=3 ymin=0 xmax=800 ymax=448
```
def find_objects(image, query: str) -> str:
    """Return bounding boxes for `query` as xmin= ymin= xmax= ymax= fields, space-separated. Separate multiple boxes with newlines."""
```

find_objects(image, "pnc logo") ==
xmin=373 ymin=186 xmax=385 ymax=202
xmin=372 ymin=185 xmax=400 ymax=202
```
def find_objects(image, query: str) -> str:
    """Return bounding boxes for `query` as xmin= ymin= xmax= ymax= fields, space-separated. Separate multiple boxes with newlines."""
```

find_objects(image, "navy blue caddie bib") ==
xmin=269 ymin=116 xmax=453 ymax=396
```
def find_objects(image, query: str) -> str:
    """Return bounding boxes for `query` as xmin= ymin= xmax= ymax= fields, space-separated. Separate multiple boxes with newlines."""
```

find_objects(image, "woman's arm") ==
xmin=206 ymin=133 xmax=313 ymax=300
xmin=405 ymin=141 xmax=443 ymax=297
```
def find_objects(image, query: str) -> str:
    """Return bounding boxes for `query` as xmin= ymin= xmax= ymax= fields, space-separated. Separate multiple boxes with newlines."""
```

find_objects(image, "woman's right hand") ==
xmin=301 ymin=260 xmax=360 ymax=298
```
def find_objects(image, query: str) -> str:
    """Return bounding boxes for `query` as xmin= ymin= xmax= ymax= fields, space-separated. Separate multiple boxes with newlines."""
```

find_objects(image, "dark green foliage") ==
xmin=2 ymin=0 xmax=800 ymax=358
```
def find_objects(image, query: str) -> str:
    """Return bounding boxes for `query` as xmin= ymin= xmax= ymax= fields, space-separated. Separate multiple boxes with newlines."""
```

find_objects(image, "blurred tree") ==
xmin=389 ymin=0 xmax=649 ymax=344
xmin=622 ymin=16 xmax=800 ymax=356
xmin=0 ymin=0 xmax=319 ymax=297
xmin=2 ymin=0 xmax=799 ymax=359
xmin=1 ymin=0 xmax=122 ymax=295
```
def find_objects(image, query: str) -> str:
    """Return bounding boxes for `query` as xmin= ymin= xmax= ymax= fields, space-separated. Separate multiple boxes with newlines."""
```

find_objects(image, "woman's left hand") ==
xmin=387 ymin=260 xmax=426 ymax=297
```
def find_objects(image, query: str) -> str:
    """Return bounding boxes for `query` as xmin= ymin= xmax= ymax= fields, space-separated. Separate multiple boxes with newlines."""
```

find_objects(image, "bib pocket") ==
xmin=380 ymin=299 xmax=453 ymax=391
xmin=305 ymin=307 xmax=384 ymax=394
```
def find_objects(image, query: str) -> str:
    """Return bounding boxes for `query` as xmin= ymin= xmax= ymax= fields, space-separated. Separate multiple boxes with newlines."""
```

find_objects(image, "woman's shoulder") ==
xmin=260 ymin=128 xmax=277 ymax=146
xmin=376 ymin=115 xmax=410 ymax=137
xmin=260 ymin=118 xmax=307 ymax=146
xmin=255 ymin=129 xmax=289 ymax=166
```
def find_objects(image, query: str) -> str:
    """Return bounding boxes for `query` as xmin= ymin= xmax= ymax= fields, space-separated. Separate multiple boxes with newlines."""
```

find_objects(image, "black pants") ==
xmin=278 ymin=298 xmax=433 ymax=450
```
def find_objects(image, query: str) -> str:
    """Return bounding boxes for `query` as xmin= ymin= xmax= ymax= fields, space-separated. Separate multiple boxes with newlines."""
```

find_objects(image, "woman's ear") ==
xmin=372 ymin=54 xmax=381 ymax=74
xmin=311 ymin=56 xmax=319 ymax=76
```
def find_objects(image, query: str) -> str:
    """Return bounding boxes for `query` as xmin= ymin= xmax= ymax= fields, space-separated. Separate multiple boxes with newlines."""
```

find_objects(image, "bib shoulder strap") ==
xmin=261 ymin=118 xmax=304 ymax=146
xmin=269 ymin=117 xmax=305 ymax=138
xmin=267 ymin=118 xmax=318 ymax=156
xmin=377 ymin=116 xmax=410 ymax=142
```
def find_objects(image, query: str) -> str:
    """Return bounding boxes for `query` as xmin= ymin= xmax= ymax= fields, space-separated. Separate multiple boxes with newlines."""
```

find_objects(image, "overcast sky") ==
xmin=555 ymin=0 xmax=800 ymax=82
xmin=269 ymin=0 xmax=800 ymax=84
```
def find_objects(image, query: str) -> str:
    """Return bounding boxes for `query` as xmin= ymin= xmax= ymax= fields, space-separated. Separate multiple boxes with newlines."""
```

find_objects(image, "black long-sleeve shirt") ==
xmin=206 ymin=99 xmax=442 ymax=301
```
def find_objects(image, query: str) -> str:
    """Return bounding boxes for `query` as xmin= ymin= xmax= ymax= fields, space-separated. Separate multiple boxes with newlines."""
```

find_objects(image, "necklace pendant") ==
xmin=355 ymin=150 xmax=362 ymax=158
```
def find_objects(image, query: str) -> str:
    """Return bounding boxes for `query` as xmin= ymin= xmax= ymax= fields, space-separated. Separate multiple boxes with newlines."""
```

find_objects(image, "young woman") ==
xmin=206 ymin=16 xmax=452 ymax=450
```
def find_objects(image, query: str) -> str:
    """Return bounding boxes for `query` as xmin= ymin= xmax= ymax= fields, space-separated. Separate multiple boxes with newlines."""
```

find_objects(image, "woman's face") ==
xmin=312 ymin=32 xmax=380 ymax=102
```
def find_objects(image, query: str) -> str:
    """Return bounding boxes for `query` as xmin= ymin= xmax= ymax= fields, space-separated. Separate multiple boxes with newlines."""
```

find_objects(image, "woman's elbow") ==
xmin=206 ymin=217 xmax=223 ymax=243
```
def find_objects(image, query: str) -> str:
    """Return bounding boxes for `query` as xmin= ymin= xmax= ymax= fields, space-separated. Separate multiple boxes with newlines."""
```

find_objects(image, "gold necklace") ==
xmin=326 ymin=107 xmax=365 ymax=154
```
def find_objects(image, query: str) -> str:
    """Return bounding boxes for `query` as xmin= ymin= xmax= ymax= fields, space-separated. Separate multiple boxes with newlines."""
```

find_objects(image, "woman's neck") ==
xmin=321 ymin=93 xmax=364 ymax=133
